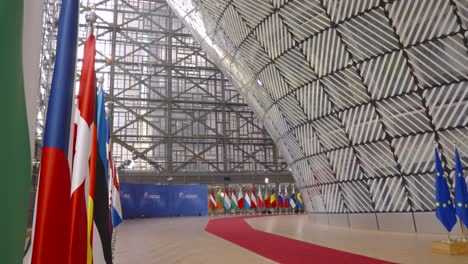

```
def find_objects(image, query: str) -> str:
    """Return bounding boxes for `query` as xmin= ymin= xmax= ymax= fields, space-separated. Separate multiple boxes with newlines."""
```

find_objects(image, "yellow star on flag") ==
xmin=436 ymin=172 xmax=440 ymax=176
xmin=458 ymin=202 xmax=463 ymax=207
xmin=443 ymin=204 xmax=446 ymax=208
xmin=448 ymin=200 xmax=451 ymax=204
xmin=436 ymin=202 xmax=440 ymax=207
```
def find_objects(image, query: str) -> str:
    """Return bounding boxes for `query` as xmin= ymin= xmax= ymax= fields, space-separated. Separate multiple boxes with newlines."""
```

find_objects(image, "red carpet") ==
xmin=205 ymin=215 xmax=393 ymax=264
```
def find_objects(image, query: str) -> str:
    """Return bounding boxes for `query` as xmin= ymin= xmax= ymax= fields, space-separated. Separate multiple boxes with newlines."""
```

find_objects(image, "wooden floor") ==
xmin=113 ymin=217 xmax=274 ymax=264
xmin=114 ymin=215 xmax=468 ymax=263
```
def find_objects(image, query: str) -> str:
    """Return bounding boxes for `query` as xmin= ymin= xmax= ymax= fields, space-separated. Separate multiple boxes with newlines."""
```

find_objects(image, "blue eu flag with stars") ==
xmin=454 ymin=148 xmax=468 ymax=226
xmin=434 ymin=148 xmax=457 ymax=232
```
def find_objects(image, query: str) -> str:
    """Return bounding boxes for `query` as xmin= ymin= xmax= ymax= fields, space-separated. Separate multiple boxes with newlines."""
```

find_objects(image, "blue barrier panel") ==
xmin=120 ymin=183 xmax=138 ymax=219
xmin=137 ymin=185 xmax=169 ymax=218
xmin=170 ymin=185 xmax=208 ymax=217
xmin=120 ymin=183 xmax=208 ymax=219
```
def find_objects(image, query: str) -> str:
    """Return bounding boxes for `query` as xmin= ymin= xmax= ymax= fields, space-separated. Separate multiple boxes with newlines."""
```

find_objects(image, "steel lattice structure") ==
xmin=167 ymin=0 xmax=468 ymax=217
xmin=36 ymin=0 xmax=293 ymax=185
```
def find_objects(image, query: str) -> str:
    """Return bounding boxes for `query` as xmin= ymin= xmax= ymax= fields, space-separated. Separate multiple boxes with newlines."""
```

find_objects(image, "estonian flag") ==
xmin=90 ymin=90 xmax=113 ymax=263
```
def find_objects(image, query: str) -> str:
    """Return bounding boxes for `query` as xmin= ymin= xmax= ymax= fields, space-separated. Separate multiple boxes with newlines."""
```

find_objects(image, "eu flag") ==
xmin=454 ymin=148 xmax=468 ymax=226
xmin=434 ymin=148 xmax=457 ymax=232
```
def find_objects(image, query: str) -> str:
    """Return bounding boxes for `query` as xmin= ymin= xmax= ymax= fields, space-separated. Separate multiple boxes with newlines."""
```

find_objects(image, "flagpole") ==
xmin=447 ymin=232 xmax=454 ymax=243
xmin=85 ymin=8 xmax=96 ymax=37
xmin=460 ymin=222 xmax=467 ymax=242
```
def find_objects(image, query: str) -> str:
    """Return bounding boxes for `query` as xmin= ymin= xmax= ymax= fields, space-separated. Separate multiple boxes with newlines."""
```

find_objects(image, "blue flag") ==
xmin=434 ymin=148 xmax=457 ymax=232
xmin=454 ymin=148 xmax=468 ymax=226
xmin=97 ymin=89 xmax=109 ymax=184
xmin=296 ymin=192 xmax=303 ymax=209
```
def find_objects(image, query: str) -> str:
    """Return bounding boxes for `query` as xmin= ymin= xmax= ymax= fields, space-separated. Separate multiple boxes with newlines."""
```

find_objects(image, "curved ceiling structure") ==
xmin=167 ymin=0 xmax=468 ymax=216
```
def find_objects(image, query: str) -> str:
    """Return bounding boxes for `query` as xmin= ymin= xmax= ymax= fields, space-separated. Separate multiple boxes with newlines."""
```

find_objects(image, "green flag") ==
xmin=0 ymin=1 xmax=32 ymax=263
xmin=230 ymin=189 xmax=238 ymax=209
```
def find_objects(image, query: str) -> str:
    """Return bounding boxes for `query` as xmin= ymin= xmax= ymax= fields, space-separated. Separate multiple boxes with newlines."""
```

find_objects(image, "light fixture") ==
xmin=123 ymin=159 xmax=135 ymax=169
xmin=264 ymin=177 xmax=269 ymax=184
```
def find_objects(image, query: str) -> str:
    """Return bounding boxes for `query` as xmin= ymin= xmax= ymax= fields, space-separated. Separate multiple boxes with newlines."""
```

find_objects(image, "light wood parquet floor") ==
xmin=114 ymin=215 xmax=468 ymax=264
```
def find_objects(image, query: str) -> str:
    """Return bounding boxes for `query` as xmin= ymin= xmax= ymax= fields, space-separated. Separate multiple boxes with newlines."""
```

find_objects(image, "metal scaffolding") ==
xmin=36 ymin=0 xmax=293 ymax=185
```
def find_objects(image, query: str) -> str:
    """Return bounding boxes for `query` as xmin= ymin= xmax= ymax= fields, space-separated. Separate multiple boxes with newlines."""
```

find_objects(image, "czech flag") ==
xmin=27 ymin=0 xmax=79 ymax=262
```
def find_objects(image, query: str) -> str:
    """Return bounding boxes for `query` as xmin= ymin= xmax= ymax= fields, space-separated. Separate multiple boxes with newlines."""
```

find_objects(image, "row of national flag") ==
xmin=209 ymin=186 xmax=303 ymax=211
xmin=24 ymin=3 xmax=122 ymax=263
xmin=434 ymin=146 xmax=468 ymax=233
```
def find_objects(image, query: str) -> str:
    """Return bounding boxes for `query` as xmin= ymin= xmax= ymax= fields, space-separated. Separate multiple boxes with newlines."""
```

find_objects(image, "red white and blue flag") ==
xmin=244 ymin=188 xmax=251 ymax=209
xmin=109 ymin=135 xmax=123 ymax=228
xmin=284 ymin=187 xmax=290 ymax=208
xmin=277 ymin=185 xmax=284 ymax=208
xmin=26 ymin=0 xmax=79 ymax=262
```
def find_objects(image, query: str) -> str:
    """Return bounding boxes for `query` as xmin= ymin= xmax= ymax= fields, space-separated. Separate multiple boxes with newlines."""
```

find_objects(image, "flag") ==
xmin=264 ymin=188 xmax=270 ymax=208
xmin=110 ymin=162 xmax=122 ymax=228
xmin=209 ymin=189 xmax=216 ymax=210
xmin=257 ymin=186 xmax=264 ymax=209
xmin=289 ymin=188 xmax=296 ymax=209
xmin=88 ymin=89 xmax=113 ymax=263
xmin=238 ymin=187 xmax=245 ymax=209
xmin=216 ymin=188 xmax=223 ymax=209
xmin=109 ymin=134 xmax=122 ymax=228
xmin=454 ymin=147 xmax=468 ymax=226
xmin=68 ymin=32 xmax=97 ymax=264
xmin=27 ymin=0 xmax=79 ymax=262
xmin=270 ymin=189 xmax=277 ymax=208
xmin=434 ymin=148 xmax=457 ymax=232
xmin=250 ymin=187 xmax=257 ymax=209
xmin=296 ymin=192 xmax=303 ymax=209
xmin=231 ymin=188 xmax=238 ymax=209
xmin=277 ymin=186 xmax=284 ymax=208
xmin=244 ymin=188 xmax=251 ymax=209
xmin=86 ymin=104 xmax=98 ymax=264
xmin=106 ymin=121 xmax=112 ymax=232
xmin=284 ymin=187 xmax=290 ymax=208
xmin=224 ymin=187 xmax=231 ymax=209
xmin=1 ymin=1 xmax=42 ymax=262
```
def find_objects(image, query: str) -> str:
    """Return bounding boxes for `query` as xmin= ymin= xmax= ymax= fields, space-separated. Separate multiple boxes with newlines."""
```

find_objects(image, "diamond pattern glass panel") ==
xmin=168 ymin=0 xmax=468 ymax=214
